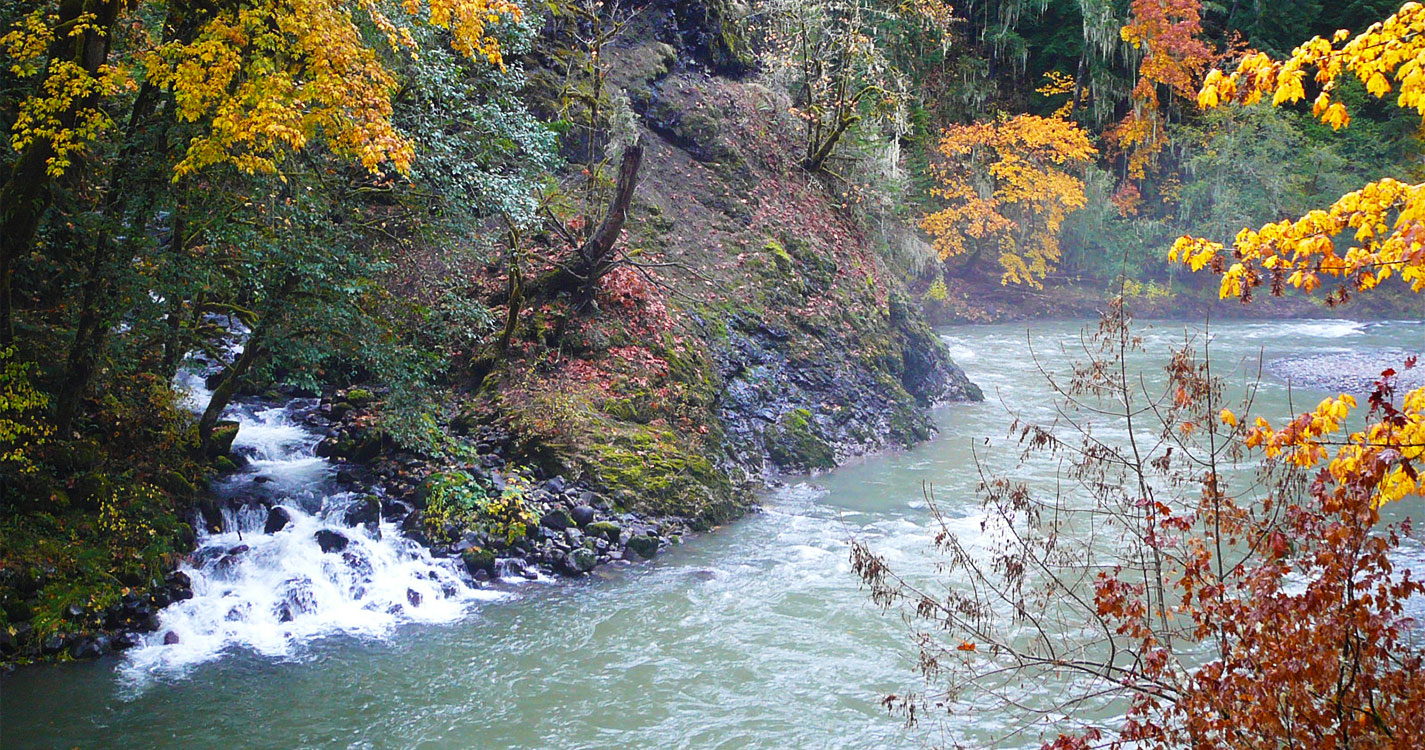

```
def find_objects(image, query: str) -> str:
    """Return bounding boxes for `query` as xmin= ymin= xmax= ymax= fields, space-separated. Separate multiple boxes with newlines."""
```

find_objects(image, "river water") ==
xmin=3 ymin=318 xmax=1422 ymax=749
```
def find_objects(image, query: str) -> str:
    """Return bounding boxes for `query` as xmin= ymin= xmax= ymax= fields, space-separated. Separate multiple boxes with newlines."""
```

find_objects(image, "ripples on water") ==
xmin=3 ymin=318 xmax=1423 ymax=750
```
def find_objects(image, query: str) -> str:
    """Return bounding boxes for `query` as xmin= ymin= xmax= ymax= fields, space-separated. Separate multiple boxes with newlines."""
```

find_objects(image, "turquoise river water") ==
xmin=3 ymin=318 xmax=1423 ymax=749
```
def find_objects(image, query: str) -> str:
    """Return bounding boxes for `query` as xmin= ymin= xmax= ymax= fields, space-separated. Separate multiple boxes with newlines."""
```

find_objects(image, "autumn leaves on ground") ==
xmin=2 ymin=0 xmax=1425 ymax=746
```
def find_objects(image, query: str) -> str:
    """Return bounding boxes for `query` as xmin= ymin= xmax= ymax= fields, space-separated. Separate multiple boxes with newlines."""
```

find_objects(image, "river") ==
xmin=3 ymin=318 xmax=1422 ymax=749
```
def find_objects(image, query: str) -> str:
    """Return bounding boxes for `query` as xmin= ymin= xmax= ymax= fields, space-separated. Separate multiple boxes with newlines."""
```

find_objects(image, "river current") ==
xmin=3 ymin=318 xmax=1422 ymax=749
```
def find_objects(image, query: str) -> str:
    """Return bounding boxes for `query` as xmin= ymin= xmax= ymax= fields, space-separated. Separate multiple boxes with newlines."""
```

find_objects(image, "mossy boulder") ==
xmin=207 ymin=420 xmax=240 ymax=458
xmin=561 ymin=547 xmax=597 ymax=574
xmin=155 ymin=471 xmax=197 ymax=499
xmin=461 ymin=547 xmax=497 ymax=575
xmin=625 ymin=534 xmax=660 ymax=559
xmin=587 ymin=521 xmax=622 ymax=542
xmin=587 ymin=426 xmax=741 ymax=523
xmin=765 ymin=408 xmax=836 ymax=471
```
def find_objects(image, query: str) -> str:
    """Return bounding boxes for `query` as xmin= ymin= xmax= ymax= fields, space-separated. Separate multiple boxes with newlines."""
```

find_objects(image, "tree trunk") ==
xmin=804 ymin=113 xmax=860 ymax=173
xmin=52 ymin=79 xmax=166 ymax=434
xmin=0 ymin=0 xmax=123 ymax=346
xmin=527 ymin=143 xmax=644 ymax=299
xmin=197 ymin=277 xmax=296 ymax=453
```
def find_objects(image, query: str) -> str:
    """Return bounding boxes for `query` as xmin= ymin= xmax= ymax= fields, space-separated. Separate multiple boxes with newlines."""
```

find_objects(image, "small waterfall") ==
xmin=125 ymin=373 xmax=518 ymax=678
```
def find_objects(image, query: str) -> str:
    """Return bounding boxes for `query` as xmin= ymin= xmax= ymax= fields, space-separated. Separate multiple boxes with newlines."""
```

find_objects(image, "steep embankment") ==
xmin=357 ymin=3 xmax=980 ymax=536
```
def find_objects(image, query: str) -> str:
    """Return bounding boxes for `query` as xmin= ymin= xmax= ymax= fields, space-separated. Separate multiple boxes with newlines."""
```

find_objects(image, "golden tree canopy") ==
xmin=1175 ymin=1 xmax=1425 ymax=509
xmin=921 ymin=112 xmax=1097 ymax=287
xmin=3 ymin=0 xmax=522 ymax=179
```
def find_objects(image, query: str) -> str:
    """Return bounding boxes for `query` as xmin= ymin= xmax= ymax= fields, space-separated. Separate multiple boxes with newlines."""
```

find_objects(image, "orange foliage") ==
xmin=1110 ymin=0 xmax=1212 ymax=181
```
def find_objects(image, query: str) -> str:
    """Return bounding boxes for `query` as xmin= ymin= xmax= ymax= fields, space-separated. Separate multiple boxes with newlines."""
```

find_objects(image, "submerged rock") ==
xmin=625 ymin=535 xmax=660 ymax=560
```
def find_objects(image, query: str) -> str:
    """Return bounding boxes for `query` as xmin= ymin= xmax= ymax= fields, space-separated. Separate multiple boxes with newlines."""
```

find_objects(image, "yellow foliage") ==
xmin=2 ymin=0 xmax=521 ymax=179
xmin=0 ymin=346 xmax=51 ymax=475
xmin=921 ymin=113 xmax=1097 ymax=287
xmin=1180 ymin=1 xmax=1425 ymax=509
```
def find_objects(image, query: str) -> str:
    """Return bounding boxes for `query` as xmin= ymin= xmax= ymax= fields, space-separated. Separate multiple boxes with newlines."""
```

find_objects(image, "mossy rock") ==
xmin=461 ymin=547 xmax=496 ymax=575
xmin=587 ymin=427 xmax=739 ymax=522
xmin=625 ymin=534 xmax=659 ymax=560
xmin=586 ymin=521 xmax=622 ymax=542
xmin=211 ymin=455 xmax=238 ymax=473
xmin=351 ymin=432 xmax=387 ymax=463
xmin=344 ymin=388 xmax=375 ymax=406
xmin=766 ymin=408 xmax=836 ymax=471
xmin=764 ymin=239 xmax=795 ymax=275
xmin=674 ymin=0 xmax=755 ymax=76
xmin=156 ymin=471 xmax=197 ymax=498
xmin=207 ymin=420 xmax=240 ymax=458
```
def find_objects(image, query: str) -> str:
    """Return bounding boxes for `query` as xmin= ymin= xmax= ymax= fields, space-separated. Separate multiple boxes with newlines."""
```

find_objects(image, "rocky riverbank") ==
xmin=1267 ymin=345 xmax=1424 ymax=395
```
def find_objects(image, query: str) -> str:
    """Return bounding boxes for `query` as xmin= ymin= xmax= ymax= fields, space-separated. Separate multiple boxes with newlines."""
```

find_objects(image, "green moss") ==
xmin=344 ymin=388 xmax=375 ymax=406
xmin=587 ymin=426 xmax=741 ymax=522
xmin=764 ymin=239 xmax=795 ymax=274
xmin=766 ymin=408 xmax=836 ymax=471
xmin=587 ymin=520 xmax=622 ymax=541
xmin=207 ymin=420 xmax=240 ymax=458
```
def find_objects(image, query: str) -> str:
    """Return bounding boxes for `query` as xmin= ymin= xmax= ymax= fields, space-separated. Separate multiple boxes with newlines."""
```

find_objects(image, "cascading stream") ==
xmin=123 ymin=380 xmax=512 ymax=679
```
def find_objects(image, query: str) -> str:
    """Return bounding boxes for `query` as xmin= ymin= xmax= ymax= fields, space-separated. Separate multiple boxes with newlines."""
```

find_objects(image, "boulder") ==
xmin=68 ymin=635 xmax=110 ymax=660
xmin=344 ymin=495 xmax=381 ymax=528
xmin=314 ymin=529 xmax=349 ymax=553
xmin=207 ymin=420 xmax=241 ymax=458
xmin=570 ymin=505 xmax=597 ymax=527
xmin=586 ymin=521 xmax=621 ymax=542
xmin=461 ymin=548 xmax=496 ymax=576
xmin=539 ymin=508 xmax=574 ymax=531
xmin=41 ymin=634 xmax=67 ymax=655
xmin=163 ymin=631 xmax=180 ymax=645
xmin=264 ymin=506 xmax=292 ymax=534
xmin=626 ymin=534 xmax=660 ymax=560
xmin=559 ymin=548 xmax=597 ymax=575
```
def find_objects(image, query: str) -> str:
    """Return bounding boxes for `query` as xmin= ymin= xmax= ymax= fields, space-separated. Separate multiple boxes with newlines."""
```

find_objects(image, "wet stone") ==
xmin=264 ymin=506 xmax=292 ymax=534
xmin=314 ymin=529 xmax=349 ymax=553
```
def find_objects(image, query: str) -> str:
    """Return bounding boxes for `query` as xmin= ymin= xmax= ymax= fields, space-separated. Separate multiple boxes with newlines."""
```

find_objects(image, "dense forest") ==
xmin=2 ymin=0 xmax=1425 ymax=745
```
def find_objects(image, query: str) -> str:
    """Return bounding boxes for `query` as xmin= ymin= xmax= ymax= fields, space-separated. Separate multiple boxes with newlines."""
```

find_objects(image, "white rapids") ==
xmin=122 ymin=381 xmax=514 ymax=680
